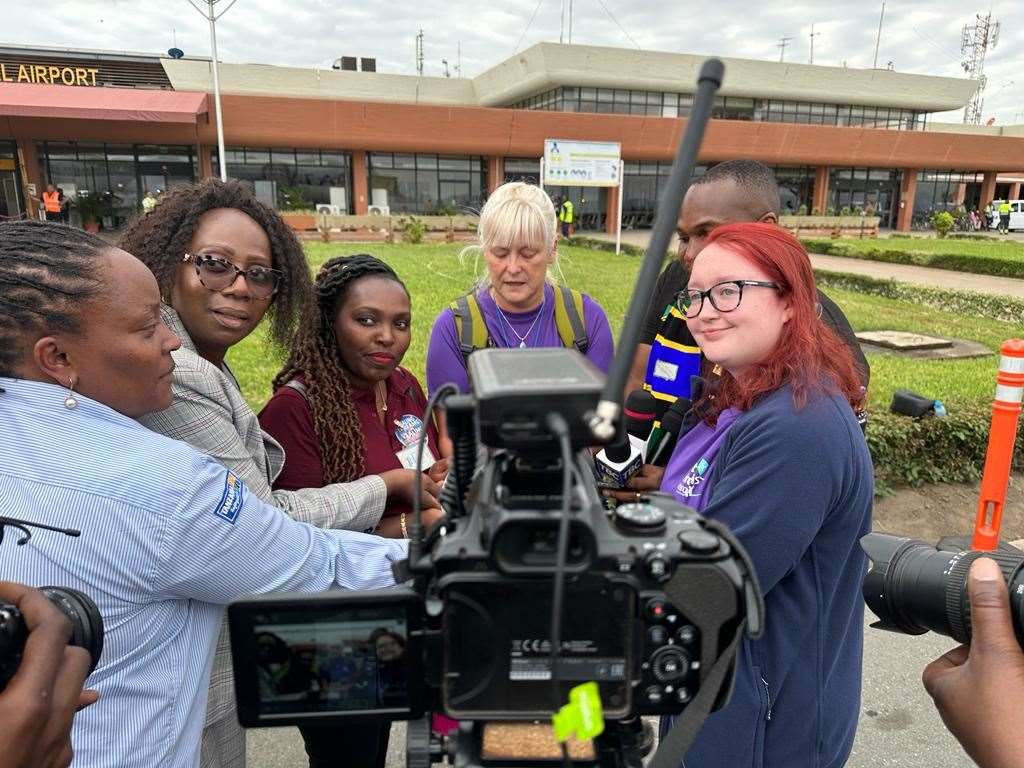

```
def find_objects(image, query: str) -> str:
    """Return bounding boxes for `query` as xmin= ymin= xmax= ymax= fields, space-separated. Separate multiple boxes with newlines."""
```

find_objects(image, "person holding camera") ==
xmin=118 ymin=181 xmax=438 ymax=767
xmin=0 ymin=581 xmax=99 ymax=768
xmin=923 ymin=557 xmax=1024 ymax=768
xmin=636 ymin=223 xmax=872 ymax=767
xmin=259 ymin=253 xmax=447 ymax=767
xmin=0 ymin=220 xmax=408 ymax=768
xmin=425 ymin=181 xmax=614 ymax=396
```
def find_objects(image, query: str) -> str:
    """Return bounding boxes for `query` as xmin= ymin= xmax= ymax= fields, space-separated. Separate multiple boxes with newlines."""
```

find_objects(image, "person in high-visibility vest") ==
xmin=998 ymin=200 xmax=1012 ymax=234
xmin=557 ymin=196 xmax=574 ymax=237
xmin=41 ymin=184 xmax=61 ymax=222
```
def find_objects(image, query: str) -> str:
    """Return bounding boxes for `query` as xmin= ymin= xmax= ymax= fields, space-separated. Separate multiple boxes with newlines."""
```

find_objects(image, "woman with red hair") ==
xmin=658 ymin=222 xmax=872 ymax=767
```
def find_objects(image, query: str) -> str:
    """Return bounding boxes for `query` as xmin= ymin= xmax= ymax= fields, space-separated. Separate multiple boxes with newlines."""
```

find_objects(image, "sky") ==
xmin=4 ymin=0 xmax=1022 ymax=124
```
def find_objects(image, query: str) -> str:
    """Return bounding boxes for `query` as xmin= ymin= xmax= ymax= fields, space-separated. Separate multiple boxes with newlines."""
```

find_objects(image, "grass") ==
xmin=802 ymin=236 xmax=1024 ymax=279
xmin=229 ymin=243 xmax=1018 ymax=414
xmin=230 ymin=242 xmax=641 ymax=410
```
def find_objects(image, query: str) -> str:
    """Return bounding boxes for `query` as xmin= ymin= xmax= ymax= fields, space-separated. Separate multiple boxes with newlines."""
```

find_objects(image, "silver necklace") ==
xmin=494 ymin=293 xmax=545 ymax=348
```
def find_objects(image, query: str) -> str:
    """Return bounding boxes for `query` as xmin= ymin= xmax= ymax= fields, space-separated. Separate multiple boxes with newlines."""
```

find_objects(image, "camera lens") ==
xmin=861 ymin=533 xmax=1024 ymax=646
xmin=0 ymin=586 xmax=104 ymax=691
xmin=40 ymin=586 xmax=104 ymax=675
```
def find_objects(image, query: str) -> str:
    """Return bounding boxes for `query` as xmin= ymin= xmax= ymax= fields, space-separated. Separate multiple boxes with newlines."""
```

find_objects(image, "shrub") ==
xmin=401 ymin=216 xmax=425 ymax=244
xmin=278 ymin=185 xmax=312 ymax=211
xmin=801 ymin=238 xmax=1024 ymax=279
xmin=867 ymin=406 xmax=1024 ymax=494
xmin=931 ymin=211 xmax=955 ymax=238
xmin=797 ymin=204 xmax=808 ymax=215
xmin=814 ymin=268 xmax=1024 ymax=325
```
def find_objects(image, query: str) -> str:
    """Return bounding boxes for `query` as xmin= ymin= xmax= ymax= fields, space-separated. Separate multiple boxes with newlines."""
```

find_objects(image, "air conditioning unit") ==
xmin=368 ymin=205 xmax=390 ymax=216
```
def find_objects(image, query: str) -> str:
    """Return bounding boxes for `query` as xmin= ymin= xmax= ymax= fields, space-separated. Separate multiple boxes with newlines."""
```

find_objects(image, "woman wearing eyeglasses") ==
xmin=118 ymin=179 xmax=439 ymax=768
xmin=623 ymin=223 xmax=872 ymax=768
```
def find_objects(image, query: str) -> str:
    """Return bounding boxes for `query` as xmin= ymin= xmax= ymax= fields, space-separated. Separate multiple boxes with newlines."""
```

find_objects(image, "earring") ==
xmin=64 ymin=377 xmax=78 ymax=410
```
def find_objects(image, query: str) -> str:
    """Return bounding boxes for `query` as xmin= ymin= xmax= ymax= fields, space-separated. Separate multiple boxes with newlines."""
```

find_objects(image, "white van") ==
xmin=988 ymin=200 xmax=1024 ymax=231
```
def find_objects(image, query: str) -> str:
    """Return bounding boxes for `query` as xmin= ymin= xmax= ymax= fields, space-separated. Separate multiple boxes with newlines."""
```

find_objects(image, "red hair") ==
xmin=697 ymin=222 xmax=864 ymax=418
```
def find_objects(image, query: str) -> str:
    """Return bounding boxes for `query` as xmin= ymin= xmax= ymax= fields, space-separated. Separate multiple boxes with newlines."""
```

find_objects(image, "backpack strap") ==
xmin=553 ymin=285 xmax=589 ymax=354
xmin=449 ymin=293 xmax=491 ymax=363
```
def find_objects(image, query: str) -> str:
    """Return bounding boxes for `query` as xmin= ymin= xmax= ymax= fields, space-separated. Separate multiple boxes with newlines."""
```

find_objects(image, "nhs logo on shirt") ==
xmin=214 ymin=471 xmax=245 ymax=524
xmin=675 ymin=457 xmax=711 ymax=500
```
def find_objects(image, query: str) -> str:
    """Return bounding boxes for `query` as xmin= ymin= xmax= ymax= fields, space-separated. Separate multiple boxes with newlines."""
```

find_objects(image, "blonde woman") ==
xmin=426 ymin=181 xmax=614 ymax=394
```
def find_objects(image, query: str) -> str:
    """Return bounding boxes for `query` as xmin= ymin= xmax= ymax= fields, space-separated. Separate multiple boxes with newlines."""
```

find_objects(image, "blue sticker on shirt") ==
xmin=214 ymin=471 xmax=245 ymax=524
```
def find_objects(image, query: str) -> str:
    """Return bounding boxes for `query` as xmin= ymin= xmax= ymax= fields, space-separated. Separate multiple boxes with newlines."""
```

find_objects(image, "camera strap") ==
xmin=649 ymin=617 xmax=747 ymax=768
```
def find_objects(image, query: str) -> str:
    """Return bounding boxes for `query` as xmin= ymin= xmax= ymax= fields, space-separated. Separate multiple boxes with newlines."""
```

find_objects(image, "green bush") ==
xmin=814 ymin=269 xmax=1024 ymax=325
xmin=931 ymin=211 xmax=955 ymax=238
xmin=802 ymin=237 xmax=1024 ymax=279
xmin=277 ymin=185 xmax=312 ymax=211
xmin=867 ymin=406 xmax=1024 ymax=494
xmin=401 ymin=216 xmax=425 ymax=244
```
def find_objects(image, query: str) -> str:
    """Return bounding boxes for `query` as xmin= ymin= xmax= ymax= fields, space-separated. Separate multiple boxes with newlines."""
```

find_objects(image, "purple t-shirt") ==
xmin=425 ymin=283 xmax=615 ymax=394
xmin=659 ymin=408 xmax=742 ymax=512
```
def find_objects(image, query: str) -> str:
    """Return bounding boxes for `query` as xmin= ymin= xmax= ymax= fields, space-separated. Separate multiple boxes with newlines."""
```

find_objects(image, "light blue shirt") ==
xmin=0 ymin=377 xmax=408 ymax=768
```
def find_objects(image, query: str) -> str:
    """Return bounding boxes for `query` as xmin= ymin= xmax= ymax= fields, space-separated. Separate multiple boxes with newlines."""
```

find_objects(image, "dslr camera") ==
xmin=228 ymin=348 xmax=764 ymax=766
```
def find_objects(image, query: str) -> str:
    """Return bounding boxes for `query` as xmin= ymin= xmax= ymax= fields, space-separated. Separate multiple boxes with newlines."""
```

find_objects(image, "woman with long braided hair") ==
xmin=118 ymin=180 xmax=439 ymax=768
xmin=259 ymin=253 xmax=446 ymax=767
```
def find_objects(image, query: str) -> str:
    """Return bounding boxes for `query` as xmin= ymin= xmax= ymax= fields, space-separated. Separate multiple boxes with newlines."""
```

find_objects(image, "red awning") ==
xmin=0 ymin=83 xmax=207 ymax=124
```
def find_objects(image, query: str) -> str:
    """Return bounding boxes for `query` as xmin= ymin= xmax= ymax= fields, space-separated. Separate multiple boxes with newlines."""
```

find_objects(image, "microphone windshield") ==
xmin=624 ymin=389 xmax=657 ymax=440
xmin=660 ymin=397 xmax=691 ymax=435
xmin=604 ymin=438 xmax=633 ymax=463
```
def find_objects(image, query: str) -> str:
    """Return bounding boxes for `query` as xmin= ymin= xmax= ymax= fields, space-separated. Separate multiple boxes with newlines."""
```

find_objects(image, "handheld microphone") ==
xmin=648 ymin=397 xmax=694 ymax=467
xmin=624 ymin=390 xmax=657 ymax=456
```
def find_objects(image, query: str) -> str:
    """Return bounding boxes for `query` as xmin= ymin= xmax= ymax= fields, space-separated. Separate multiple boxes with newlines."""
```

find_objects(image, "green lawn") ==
xmin=802 ymin=236 xmax=1024 ymax=279
xmin=229 ymin=243 xmax=1016 ymax=413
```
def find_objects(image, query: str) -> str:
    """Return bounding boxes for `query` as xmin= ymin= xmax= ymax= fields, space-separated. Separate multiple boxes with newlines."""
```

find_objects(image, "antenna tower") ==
xmin=960 ymin=12 xmax=1000 ymax=124
xmin=777 ymin=36 xmax=792 ymax=62
xmin=416 ymin=29 xmax=424 ymax=76
xmin=809 ymin=24 xmax=821 ymax=64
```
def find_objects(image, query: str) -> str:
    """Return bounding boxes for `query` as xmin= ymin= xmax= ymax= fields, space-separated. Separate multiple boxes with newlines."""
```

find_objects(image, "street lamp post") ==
xmin=187 ymin=0 xmax=238 ymax=182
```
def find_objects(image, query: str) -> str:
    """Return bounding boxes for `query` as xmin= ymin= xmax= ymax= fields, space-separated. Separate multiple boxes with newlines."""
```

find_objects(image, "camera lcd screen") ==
xmin=229 ymin=589 xmax=423 ymax=726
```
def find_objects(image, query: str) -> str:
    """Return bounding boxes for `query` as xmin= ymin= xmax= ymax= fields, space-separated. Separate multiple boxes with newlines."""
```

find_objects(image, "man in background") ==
xmin=625 ymin=160 xmax=868 ymax=400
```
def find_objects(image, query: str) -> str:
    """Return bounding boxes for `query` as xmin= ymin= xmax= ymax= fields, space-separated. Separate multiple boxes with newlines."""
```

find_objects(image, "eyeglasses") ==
xmin=182 ymin=253 xmax=282 ymax=299
xmin=678 ymin=280 xmax=781 ymax=318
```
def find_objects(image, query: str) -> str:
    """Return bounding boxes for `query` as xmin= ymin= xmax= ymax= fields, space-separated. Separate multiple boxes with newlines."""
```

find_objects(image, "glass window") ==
xmin=271 ymin=148 xmax=296 ymax=166
xmin=394 ymin=154 xmax=416 ymax=169
xmin=296 ymin=150 xmax=320 ymax=165
xmin=417 ymin=155 xmax=438 ymax=170
xmin=597 ymin=88 xmax=613 ymax=102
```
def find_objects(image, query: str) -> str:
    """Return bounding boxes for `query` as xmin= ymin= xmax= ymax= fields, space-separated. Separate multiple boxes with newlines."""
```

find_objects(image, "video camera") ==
xmin=229 ymin=348 xmax=763 ymax=765
xmin=228 ymin=58 xmax=766 ymax=768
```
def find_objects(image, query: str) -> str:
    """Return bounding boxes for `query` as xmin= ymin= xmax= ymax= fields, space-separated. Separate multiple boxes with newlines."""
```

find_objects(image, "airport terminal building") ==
xmin=2 ymin=41 xmax=1023 ymax=231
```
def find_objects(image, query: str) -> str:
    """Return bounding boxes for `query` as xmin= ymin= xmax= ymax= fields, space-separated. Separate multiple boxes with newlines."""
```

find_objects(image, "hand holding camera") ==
xmin=0 ymin=581 xmax=100 ymax=768
xmin=922 ymin=558 xmax=1024 ymax=768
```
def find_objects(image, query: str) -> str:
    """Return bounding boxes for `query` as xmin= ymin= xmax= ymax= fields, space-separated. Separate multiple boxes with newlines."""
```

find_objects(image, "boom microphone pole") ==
xmin=589 ymin=59 xmax=725 ymax=443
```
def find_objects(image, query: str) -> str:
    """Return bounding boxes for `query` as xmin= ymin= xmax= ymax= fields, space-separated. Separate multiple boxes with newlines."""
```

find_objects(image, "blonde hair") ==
xmin=461 ymin=182 xmax=564 ymax=287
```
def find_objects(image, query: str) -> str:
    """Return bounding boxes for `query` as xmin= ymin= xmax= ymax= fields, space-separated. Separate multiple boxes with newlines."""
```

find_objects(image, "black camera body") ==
xmin=228 ymin=349 xmax=763 ymax=744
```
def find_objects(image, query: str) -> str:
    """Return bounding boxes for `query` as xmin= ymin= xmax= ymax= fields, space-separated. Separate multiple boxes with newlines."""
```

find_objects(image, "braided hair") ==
xmin=274 ymin=254 xmax=409 ymax=484
xmin=0 ymin=221 xmax=109 ymax=376
xmin=117 ymin=178 xmax=310 ymax=347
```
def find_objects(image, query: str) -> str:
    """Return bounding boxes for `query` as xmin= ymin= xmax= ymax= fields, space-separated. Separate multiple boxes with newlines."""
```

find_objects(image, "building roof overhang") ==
xmin=0 ymin=82 xmax=208 ymax=123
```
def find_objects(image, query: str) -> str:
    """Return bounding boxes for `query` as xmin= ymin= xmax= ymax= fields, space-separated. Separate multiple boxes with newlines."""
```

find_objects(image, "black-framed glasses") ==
xmin=183 ymin=253 xmax=282 ymax=299
xmin=678 ymin=280 xmax=781 ymax=318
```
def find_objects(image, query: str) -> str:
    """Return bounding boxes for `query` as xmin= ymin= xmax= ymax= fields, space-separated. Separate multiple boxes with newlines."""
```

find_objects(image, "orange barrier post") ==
xmin=972 ymin=339 xmax=1024 ymax=551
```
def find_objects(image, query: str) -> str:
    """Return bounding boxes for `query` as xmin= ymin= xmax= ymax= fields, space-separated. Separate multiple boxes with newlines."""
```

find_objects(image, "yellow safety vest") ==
xmin=999 ymin=202 xmax=1011 ymax=214
xmin=558 ymin=200 xmax=574 ymax=224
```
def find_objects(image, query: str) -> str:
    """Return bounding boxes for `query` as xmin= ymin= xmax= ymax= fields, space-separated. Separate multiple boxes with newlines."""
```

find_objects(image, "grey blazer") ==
xmin=139 ymin=305 xmax=386 ymax=726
